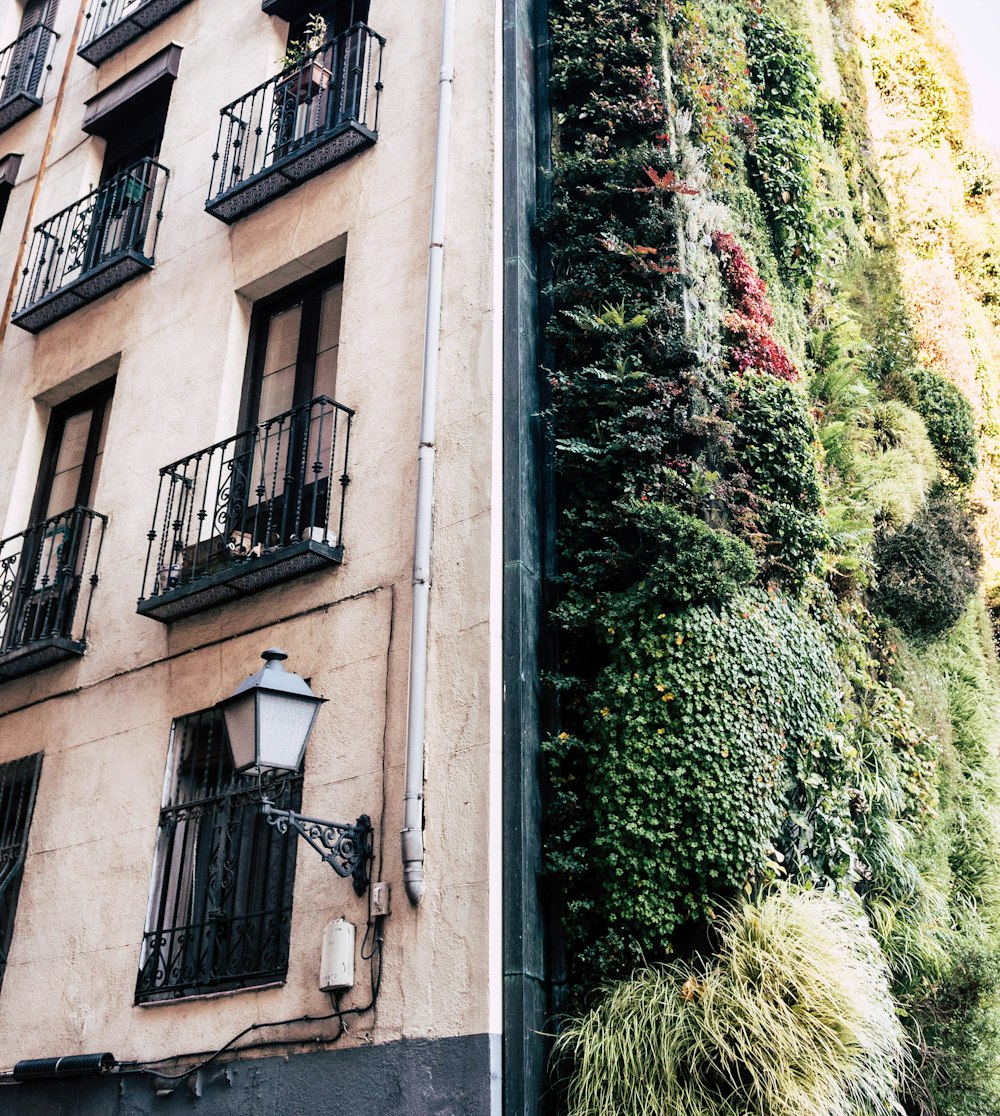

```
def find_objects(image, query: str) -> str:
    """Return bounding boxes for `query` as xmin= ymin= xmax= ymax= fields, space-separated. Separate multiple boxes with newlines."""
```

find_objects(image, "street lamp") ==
xmin=218 ymin=649 xmax=373 ymax=896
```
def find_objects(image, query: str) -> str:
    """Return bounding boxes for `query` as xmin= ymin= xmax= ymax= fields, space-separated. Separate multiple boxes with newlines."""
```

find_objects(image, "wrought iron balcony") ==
xmin=79 ymin=0 xmax=192 ymax=66
xmin=205 ymin=23 xmax=383 ymax=224
xmin=0 ymin=506 xmax=108 ymax=681
xmin=0 ymin=23 xmax=58 ymax=133
xmin=138 ymin=396 xmax=353 ymax=623
xmin=12 ymin=157 xmax=169 ymax=333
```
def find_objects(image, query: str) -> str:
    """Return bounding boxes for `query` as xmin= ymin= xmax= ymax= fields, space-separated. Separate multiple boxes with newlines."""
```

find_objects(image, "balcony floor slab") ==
xmin=137 ymin=539 xmax=344 ymax=623
xmin=12 ymin=250 xmax=153 ymax=333
xmin=205 ymin=122 xmax=375 ymax=224
xmin=0 ymin=636 xmax=85 ymax=681
xmin=78 ymin=0 xmax=193 ymax=65
xmin=0 ymin=91 xmax=41 ymax=134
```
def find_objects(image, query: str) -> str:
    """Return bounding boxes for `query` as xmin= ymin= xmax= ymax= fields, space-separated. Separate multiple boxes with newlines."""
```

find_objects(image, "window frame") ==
xmin=135 ymin=708 xmax=303 ymax=1004
xmin=31 ymin=377 xmax=114 ymax=525
xmin=239 ymin=257 xmax=345 ymax=430
xmin=0 ymin=752 xmax=43 ymax=995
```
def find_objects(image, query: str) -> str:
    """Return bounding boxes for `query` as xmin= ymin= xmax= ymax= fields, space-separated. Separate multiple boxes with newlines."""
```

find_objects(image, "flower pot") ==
xmin=276 ymin=59 xmax=332 ymax=103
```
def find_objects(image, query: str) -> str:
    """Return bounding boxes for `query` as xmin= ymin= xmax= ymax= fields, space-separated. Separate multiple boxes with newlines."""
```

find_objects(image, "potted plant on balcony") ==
xmin=275 ymin=15 xmax=332 ymax=102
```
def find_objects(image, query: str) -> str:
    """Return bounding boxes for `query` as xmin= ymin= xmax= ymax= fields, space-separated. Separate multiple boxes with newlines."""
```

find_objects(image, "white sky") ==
xmin=930 ymin=0 xmax=1000 ymax=155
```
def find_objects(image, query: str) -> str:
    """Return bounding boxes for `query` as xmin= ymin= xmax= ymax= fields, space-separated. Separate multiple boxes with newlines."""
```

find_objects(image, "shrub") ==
xmin=875 ymin=488 xmax=982 ymax=638
xmin=665 ymin=0 xmax=754 ymax=177
xmin=554 ymin=889 xmax=906 ymax=1116
xmin=744 ymin=9 xmax=824 ymax=279
xmin=914 ymin=942 xmax=1000 ymax=1116
xmin=910 ymin=366 xmax=978 ymax=485
xmin=725 ymin=372 xmax=826 ymax=584
xmin=545 ymin=591 xmax=848 ymax=991
xmin=851 ymin=400 xmax=939 ymax=529
xmin=554 ymin=501 xmax=757 ymax=636
xmin=819 ymin=95 xmax=847 ymax=145
xmin=957 ymin=145 xmax=996 ymax=200
xmin=713 ymin=231 xmax=799 ymax=382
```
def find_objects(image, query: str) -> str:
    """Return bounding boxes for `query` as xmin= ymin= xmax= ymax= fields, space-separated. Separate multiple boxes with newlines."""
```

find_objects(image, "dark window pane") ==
xmin=0 ymin=753 xmax=43 ymax=994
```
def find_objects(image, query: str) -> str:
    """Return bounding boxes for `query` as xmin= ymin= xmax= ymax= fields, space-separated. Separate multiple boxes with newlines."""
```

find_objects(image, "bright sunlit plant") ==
xmin=555 ymin=888 xmax=907 ymax=1116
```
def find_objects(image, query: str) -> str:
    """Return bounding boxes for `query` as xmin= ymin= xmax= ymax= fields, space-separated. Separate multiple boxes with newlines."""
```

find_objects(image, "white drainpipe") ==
xmin=401 ymin=0 xmax=456 ymax=906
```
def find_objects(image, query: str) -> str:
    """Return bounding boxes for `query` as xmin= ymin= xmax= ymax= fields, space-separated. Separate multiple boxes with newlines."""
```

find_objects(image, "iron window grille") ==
xmin=12 ymin=157 xmax=169 ymax=333
xmin=136 ymin=709 xmax=302 ymax=1003
xmin=205 ymin=23 xmax=383 ymax=223
xmin=0 ymin=506 xmax=108 ymax=681
xmin=0 ymin=753 xmax=44 ymax=994
xmin=137 ymin=395 xmax=352 ymax=622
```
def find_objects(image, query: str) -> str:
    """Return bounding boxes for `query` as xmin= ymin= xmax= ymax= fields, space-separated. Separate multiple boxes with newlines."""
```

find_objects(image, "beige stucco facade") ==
xmin=0 ymin=0 xmax=500 ymax=1097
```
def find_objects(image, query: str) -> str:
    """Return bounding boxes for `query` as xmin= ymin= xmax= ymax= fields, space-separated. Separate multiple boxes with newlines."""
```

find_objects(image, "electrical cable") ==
xmin=119 ymin=914 xmax=386 ymax=1085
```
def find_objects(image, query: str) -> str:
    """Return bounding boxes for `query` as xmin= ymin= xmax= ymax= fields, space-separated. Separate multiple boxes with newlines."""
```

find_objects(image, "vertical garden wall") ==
xmin=543 ymin=0 xmax=1000 ymax=1112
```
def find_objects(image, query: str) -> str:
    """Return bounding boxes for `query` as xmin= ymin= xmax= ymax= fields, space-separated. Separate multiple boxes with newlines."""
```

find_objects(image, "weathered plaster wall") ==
xmin=0 ymin=0 xmax=498 ymax=1083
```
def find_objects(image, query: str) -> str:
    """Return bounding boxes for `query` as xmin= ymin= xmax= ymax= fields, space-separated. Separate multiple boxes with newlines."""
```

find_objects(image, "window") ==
xmin=135 ymin=265 xmax=351 ymax=617
xmin=285 ymin=0 xmax=368 ymax=40
xmin=274 ymin=1 xmax=371 ymax=154
xmin=242 ymin=260 xmax=343 ymax=427
xmin=136 ymin=709 xmax=302 ymax=1002
xmin=220 ymin=261 xmax=345 ymax=552
xmin=33 ymin=380 xmax=113 ymax=524
xmin=0 ymin=753 xmax=43 ymax=994
xmin=4 ymin=0 xmax=58 ymax=104
xmin=79 ymin=49 xmax=177 ymax=278
xmin=0 ymin=381 xmax=113 ymax=656
xmin=0 ymin=154 xmax=21 ymax=234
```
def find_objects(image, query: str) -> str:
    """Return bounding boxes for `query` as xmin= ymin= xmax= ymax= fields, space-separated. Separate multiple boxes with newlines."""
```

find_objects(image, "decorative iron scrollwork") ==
xmin=261 ymin=801 xmax=372 ymax=896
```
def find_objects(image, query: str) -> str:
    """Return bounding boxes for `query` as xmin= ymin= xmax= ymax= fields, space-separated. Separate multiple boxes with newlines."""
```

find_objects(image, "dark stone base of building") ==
xmin=0 ymin=1033 xmax=495 ymax=1116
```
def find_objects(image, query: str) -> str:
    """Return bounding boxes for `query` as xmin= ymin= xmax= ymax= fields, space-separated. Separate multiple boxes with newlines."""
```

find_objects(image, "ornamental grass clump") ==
xmin=556 ymin=889 xmax=906 ymax=1116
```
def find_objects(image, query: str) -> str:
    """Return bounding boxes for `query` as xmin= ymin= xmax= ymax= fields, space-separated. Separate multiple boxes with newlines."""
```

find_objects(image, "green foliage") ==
xmin=544 ymin=3 xmax=1000 ymax=1112
xmin=546 ymin=590 xmax=853 ymax=991
xmin=957 ymin=145 xmax=996 ymax=200
xmin=918 ymin=604 xmax=1000 ymax=929
xmin=555 ymin=502 xmax=757 ymax=635
xmin=871 ymin=21 xmax=951 ymax=147
xmin=851 ymin=400 xmax=939 ymax=529
xmin=875 ymin=488 xmax=983 ymax=638
xmin=900 ymin=605 xmax=1000 ymax=1114
xmin=554 ymin=888 xmax=906 ymax=1116
xmin=725 ymin=373 xmax=827 ymax=584
xmin=916 ymin=943 xmax=1000 ymax=1116
xmin=841 ymin=248 xmax=918 ymax=382
xmin=910 ymin=366 xmax=978 ymax=485
xmin=664 ymin=0 xmax=754 ymax=177
xmin=852 ymin=679 xmax=950 ymax=989
xmin=744 ymin=9 xmax=824 ymax=280
xmin=819 ymin=95 xmax=847 ymax=146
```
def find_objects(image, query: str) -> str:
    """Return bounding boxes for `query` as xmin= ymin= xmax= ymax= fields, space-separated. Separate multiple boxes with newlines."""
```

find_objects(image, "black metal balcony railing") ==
xmin=79 ymin=0 xmax=192 ymax=66
xmin=0 ymin=506 xmax=108 ymax=681
xmin=12 ymin=157 xmax=169 ymax=333
xmin=0 ymin=23 xmax=58 ymax=133
xmin=138 ymin=396 xmax=353 ymax=623
xmin=205 ymin=24 xmax=383 ymax=224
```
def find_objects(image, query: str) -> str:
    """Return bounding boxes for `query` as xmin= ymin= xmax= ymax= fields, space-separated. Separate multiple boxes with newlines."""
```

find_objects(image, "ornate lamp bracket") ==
xmin=262 ymin=801 xmax=373 ymax=896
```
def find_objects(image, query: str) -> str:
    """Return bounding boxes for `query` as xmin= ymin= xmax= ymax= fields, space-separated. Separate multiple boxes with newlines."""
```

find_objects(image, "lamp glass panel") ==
xmin=255 ymin=693 xmax=319 ymax=771
xmin=222 ymin=691 xmax=259 ymax=771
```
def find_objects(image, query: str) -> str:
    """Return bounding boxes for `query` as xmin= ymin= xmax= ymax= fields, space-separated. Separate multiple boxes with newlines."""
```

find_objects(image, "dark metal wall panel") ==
xmin=502 ymin=0 xmax=553 ymax=1110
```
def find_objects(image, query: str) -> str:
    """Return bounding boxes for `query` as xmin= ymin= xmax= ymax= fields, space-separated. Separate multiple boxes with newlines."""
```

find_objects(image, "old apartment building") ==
xmin=0 ymin=0 xmax=549 ymax=1111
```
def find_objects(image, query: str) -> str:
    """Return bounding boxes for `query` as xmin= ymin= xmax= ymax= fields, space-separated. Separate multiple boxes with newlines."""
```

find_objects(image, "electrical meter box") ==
xmin=320 ymin=918 xmax=355 ymax=991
